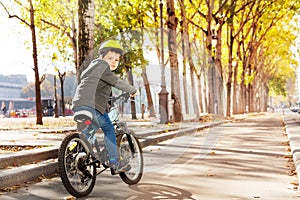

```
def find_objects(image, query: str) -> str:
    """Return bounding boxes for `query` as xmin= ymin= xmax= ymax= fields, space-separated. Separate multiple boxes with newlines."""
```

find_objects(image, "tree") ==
xmin=1 ymin=0 xmax=44 ymax=124
xmin=179 ymin=0 xmax=200 ymax=118
xmin=78 ymin=0 xmax=94 ymax=82
xmin=235 ymin=0 xmax=299 ymax=113
xmin=38 ymin=0 xmax=78 ymax=77
xmin=225 ymin=0 xmax=255 ymax=116
xmin=166 ymin=0 xmax=182 ymax=122
xmin=3 ymin=0 xmax=300 ymax=121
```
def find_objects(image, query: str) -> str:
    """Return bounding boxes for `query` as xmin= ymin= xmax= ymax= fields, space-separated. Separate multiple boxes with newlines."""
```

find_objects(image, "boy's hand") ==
xmin=131 ymin=90 xmax=139 ymax=97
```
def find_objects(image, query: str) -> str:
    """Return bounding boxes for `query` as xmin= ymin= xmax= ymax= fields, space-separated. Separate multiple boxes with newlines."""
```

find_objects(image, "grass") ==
xmin=0 ymin=116 xmax=76 ymax=130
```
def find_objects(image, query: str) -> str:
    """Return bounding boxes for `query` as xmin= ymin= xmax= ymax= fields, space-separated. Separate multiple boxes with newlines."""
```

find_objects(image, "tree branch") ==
xmin=0 ymin=1 xmax=30 ymax=26
xmin=40 ymin=19 xmax=60 ymax=30
xmin=39 ymin=74 xmax=46 ymax=84
xmin=188 ymin=0 xmax=206 ymax=19
xmin=14 ymin=0 xmax=29 ymax=12
xmin=187 ymin=18 xmax=207 ymax=34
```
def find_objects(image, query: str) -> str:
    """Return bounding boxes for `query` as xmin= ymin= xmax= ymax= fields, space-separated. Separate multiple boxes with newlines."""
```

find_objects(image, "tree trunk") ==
xmin=215 ymin=27 xmax=224 ymax=116
xmin=76 ymin=0 xmax=94 ymax=131
xmin=126 ymin=67 xmax=137 ymax=120
xmin=232 ymin=61 xmax=238 ymax=114
xmin=179 ymin=0 xmax=189 ymax=115
xmin=190 ymin=67 xmax=199 ymax=118
xmin=182 ymin=39 xmax=189 ymax=114
xmin=197 ymin=73 xmax=203 ymax=114
xmin=28 ymin=0 xmax=43 ymax=125
xmin=141 ymin=67 xmax=156 ymax=117
xmin=70 ymin=13 xmax=78 ymax=76
xmin=226 ymin=25 xmax=234 ymax=117
xmin=78 ymin=0 xmax=94 ymax=83
xmin=201 ymin=33 xmax=208 ymax=113
xmin=166 ymin=0 xmax=182 ymax=122
xmin=263 ymin=82 xmax=269 ymax=112
xmin=205 ymin=0 xmax=215 ymax=114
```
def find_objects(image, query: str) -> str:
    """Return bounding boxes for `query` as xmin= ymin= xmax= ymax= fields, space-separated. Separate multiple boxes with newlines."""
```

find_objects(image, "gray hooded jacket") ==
xmin=72 ymin=59 xmax=137 ymax=114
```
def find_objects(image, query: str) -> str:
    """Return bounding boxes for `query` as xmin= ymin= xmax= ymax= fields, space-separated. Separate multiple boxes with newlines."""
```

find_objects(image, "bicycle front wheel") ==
xmin=58 ymin=133 xmax=96 ymax=197
xmin=117 ymin=131 xmax=143 ymax=185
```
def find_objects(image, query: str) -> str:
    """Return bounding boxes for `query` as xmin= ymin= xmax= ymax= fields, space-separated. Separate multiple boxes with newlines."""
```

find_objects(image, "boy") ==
xmin=72 ymin=40 xmax=137 ymax=173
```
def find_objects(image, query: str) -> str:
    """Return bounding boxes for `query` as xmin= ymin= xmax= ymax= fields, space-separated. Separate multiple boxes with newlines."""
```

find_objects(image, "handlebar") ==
xmin=110 ymin=92 xmax=131 ymax=104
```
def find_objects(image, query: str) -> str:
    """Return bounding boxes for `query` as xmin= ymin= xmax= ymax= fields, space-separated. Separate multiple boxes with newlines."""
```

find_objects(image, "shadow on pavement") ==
xmin=128 ymin=183 xmax=196 ymax=200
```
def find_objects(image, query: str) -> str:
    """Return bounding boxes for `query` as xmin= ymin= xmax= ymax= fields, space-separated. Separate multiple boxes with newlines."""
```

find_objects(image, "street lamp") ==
xmin=158 ymin=0 xmax=169 ymax=124
xmin=53 ymin=67 xmax=59 ymax=118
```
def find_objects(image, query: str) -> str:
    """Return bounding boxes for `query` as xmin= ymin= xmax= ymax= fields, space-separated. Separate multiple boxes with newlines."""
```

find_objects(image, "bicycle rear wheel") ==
xmin=58 ymin=133 xmax=96 ymax=197
xmin=117 ymin=131 xmax=143 ymax=185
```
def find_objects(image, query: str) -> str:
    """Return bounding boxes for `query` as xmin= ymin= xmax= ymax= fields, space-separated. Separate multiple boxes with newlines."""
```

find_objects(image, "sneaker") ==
xmin=112 ymin=160 xmax=131 ymax=173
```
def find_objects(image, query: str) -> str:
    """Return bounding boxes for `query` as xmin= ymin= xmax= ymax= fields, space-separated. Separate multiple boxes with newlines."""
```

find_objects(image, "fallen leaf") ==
xmin=63 ymin=196 xmax=76 ymax=200
xmin=290 ymin=181 xmax=299 ymax=186
xmin=284 ymin=154 xmax=293 ymax=159
xmin=206 ymin=174 xmax=214 ymax=177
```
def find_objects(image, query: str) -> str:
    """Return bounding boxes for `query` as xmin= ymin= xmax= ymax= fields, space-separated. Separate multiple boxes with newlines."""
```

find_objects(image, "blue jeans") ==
xmin=73 ymin=106 xmax=119 ymax=161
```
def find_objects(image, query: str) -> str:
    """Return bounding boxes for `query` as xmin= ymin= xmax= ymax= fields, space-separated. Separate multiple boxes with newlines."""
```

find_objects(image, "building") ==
xmin=0 ymin=73 xmax=76 ymax=116
xmin=0 ymin=74 xmax=34 ymax=112
xmin=0 ymin=74 xmax=27 ymax=98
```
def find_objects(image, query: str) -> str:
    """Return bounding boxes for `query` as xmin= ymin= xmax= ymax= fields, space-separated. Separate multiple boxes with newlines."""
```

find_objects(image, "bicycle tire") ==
xmin=117 ymin=131 xmax=143 ymax=185
xmin=58 ymin=133 xmax=96 ymax=197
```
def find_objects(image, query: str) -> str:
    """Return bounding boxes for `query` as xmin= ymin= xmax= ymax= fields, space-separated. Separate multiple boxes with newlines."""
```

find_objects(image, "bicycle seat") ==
xmin=73 ymin=110 xmax=93 ymax=123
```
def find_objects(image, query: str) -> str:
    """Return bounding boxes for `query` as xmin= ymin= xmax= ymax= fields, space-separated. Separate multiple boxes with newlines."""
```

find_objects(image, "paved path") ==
xmin=0 ymin=115 xmax=223 ymax=189
xmin=1 ymin=113 xmax=299 ymax=199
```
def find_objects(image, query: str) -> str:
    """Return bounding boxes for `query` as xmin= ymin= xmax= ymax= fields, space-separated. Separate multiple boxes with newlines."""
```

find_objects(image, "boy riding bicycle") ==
xmin=72 ymin=40 xmax=138 ymax=173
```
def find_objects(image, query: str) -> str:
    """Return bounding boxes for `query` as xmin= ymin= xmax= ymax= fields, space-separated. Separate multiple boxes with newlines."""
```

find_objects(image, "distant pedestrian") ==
xmin=2 ymin=106 xmax=7 ymax=116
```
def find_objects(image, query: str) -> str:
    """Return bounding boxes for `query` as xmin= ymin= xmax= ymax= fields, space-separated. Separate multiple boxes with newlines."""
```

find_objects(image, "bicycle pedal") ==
xmin=82 ymin=169 xmax=93 ymax=179
xmin=94 ymin=160 xmax=101 ymax=167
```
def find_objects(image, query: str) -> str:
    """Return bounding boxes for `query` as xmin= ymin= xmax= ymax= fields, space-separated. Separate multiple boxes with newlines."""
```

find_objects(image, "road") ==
xmin=1 ymin=113 xmax=300 ymax=200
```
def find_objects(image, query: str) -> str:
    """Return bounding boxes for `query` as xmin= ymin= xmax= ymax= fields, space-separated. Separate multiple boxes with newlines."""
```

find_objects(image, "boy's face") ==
xmin=102 ymin=51 xmax=121 ymax=71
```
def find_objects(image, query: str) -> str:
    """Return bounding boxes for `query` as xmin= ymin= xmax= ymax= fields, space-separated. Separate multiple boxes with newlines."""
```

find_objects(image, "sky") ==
xmin=0 ymin=4 xmax=35 ymax=82
xmin=0 ymin=1 xmax=75 ymax=83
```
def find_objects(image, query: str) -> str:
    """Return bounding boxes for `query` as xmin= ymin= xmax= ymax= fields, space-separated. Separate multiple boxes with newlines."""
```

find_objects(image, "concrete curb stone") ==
xmin=0 ymin=147 xmax=58 ymax=169
xmin=283 ymin=116 xmax=300 ymax=184
xmin=0 ymin=159 xmax=58 ymax=189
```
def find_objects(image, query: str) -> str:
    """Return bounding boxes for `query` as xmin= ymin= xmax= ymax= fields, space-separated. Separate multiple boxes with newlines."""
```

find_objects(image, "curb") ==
xmin=0 ymin=147 xmax=58 ymax=169
xmin=0 ymin=159 xmax=58 ymax=189
xmin=283 ymin=116 xmax=300 ymax=184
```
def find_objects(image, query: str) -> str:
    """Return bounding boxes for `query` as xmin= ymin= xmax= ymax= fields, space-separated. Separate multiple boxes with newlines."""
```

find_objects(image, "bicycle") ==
xmin=58 ymin=92 xmax=143 ymax=197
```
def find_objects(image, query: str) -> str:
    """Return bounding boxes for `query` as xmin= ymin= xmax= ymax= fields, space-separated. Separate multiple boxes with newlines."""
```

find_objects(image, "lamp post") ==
xmin=53 ymin=67 xmax=59 ymax=118
xmin=158 ymin=0 xmax=169 ymax=124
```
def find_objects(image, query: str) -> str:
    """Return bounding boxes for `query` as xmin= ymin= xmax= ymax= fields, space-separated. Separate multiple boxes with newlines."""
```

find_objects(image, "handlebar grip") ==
xmin=109 ymin=92 xmax=130 ymax=104
xmin=123 ymin=93 xmax=130 ymax=103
